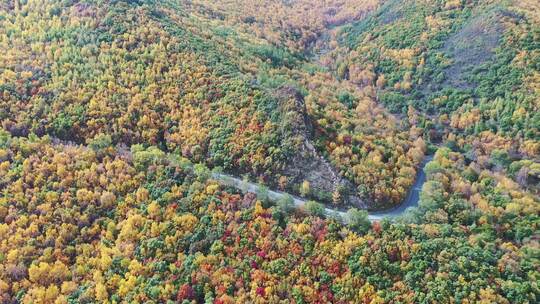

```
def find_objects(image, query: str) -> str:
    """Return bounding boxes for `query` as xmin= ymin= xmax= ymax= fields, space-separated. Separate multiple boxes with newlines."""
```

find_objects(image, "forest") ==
xmin=0 ymin=0 xmax=538 ymax=303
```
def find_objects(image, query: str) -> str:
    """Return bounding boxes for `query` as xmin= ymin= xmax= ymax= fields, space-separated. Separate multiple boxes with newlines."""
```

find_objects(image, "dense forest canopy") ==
xmin=0 ymin=0 xmax=538 ymax=303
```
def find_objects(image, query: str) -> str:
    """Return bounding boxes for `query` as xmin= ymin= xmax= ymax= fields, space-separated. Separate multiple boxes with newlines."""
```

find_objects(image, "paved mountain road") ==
xmin=212 ymin=155 xmax=434 ymax=223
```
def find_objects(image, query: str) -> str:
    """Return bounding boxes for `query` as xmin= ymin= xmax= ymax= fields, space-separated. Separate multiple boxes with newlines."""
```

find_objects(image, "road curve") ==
xmin=211 ymin=155 xmax=434 ymax=223
xmin=367 ymin=154 xmax=434 ymax=221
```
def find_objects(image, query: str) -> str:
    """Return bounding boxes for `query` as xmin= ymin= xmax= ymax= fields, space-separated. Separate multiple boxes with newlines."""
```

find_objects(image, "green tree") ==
xmin=277 ymin=194 xmax=295 ymax=214
xmin=194 ymin=163 xmax=211 ymax=182
xmin=304 ymin=200 xmax=325 ymax=217
xmin=346 ymin=208 xmax=371 ymax=234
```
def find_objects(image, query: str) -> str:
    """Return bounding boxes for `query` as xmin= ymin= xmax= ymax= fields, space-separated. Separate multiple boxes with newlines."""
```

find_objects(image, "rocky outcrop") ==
xmin=275 ymin=86 xmax=366 ymax=208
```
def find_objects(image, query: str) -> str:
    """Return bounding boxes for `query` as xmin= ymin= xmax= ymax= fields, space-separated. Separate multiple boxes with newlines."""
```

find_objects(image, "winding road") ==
xmin=212 ymin=155 xmax=434 ymax=223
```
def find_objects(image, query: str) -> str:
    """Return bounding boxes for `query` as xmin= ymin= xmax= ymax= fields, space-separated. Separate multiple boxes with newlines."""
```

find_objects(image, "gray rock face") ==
xmin=275 ymin=86 xmax=366 ymax=208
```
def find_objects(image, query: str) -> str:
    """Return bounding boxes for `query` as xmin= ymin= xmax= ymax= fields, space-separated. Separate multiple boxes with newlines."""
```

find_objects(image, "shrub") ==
xmin=304 ymin=200 xmax=325 ymax=217
xmin=346 ymin=208 xmax=371 ymax=234
xmin=277 ymin=194 xmax=295 ymax=214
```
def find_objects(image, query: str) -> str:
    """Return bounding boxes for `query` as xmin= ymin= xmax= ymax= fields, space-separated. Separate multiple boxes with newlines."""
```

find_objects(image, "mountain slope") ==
xmin=0 ymin=1 xmax=539 ymax=303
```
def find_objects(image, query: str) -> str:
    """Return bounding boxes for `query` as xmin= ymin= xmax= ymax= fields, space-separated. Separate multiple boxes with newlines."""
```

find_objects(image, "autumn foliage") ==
xmin=0 ymin=0 xmax=539 ymax=303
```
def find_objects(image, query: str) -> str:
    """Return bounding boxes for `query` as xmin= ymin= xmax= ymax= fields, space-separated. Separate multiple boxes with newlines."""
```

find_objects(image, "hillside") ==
xmin=0 ymin=0 xmax=539 ymax=303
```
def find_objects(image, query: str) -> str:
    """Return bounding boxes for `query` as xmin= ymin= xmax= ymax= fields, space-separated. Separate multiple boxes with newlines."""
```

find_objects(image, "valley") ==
xmin=0 ymin=1 xmax=538 ymax=303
